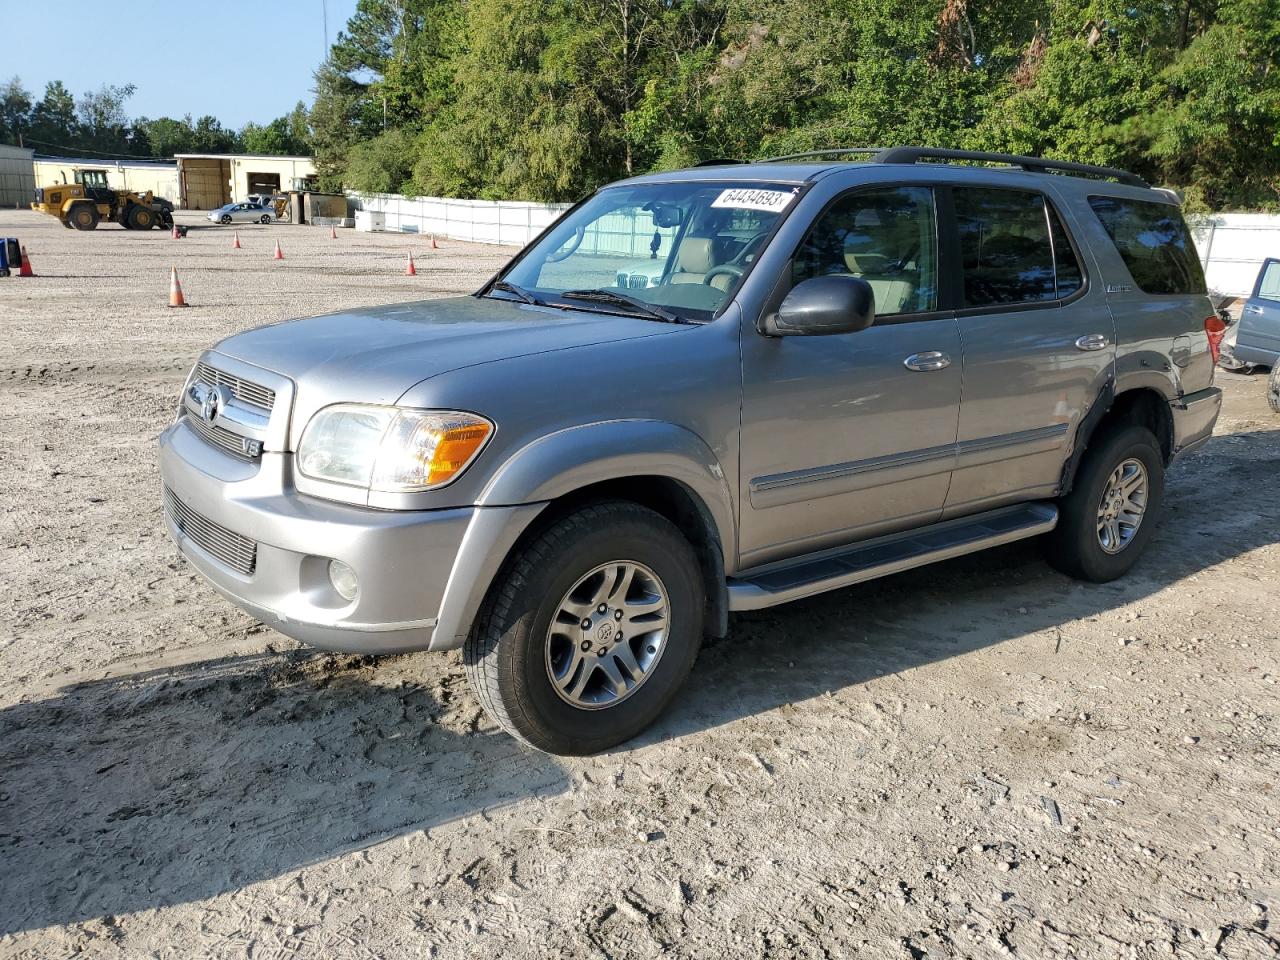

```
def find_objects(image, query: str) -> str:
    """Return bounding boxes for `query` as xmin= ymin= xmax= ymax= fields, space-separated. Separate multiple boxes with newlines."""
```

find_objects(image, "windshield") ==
xmin=493 ymin=180 xmax=802 ymax=322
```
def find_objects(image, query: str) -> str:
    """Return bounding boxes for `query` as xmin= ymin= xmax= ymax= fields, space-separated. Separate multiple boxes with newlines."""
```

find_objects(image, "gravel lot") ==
xmin=1 ymin=208 xmax=1277 ymax=959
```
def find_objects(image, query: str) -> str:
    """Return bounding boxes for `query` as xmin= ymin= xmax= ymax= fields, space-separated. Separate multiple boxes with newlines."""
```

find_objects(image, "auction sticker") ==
xmin=711 ymin=188 xmax=797 ymax=213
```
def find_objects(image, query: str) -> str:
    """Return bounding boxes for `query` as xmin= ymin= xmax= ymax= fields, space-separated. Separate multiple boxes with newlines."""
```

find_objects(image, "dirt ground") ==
xmin=0 ymin=208 xmax=1276 ymax=959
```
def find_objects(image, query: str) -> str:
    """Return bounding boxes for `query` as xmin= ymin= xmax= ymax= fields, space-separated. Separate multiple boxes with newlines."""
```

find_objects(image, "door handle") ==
xmin=903 ymin=351 xmax=951 ymax=372
xmin=1244 ymin=305 xmax=1264 ymax=315
xmin=1074 ymin=333 xmax=1109 ymax=352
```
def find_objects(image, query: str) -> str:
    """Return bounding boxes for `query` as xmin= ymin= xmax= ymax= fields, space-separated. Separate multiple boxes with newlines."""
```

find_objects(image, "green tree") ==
xmin=0 ymin=76 xmax=32 ymax=146
xmin=25 ymin=81 xmax=77 ymax=151
xmin=138 ymin=116 xmax=196 ymax=157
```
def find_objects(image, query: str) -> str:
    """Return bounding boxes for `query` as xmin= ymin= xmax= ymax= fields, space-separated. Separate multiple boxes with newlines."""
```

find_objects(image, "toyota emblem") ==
xmin=201 ymin=385 xmax=228 ymax=424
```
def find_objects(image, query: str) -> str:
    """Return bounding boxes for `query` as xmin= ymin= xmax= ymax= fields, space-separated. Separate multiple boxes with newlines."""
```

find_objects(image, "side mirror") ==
xmin=760 ymin=275 xmax=876 ymax=337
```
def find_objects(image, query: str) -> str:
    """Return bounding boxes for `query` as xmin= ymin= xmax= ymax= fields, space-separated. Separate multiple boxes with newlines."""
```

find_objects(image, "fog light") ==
xmin=328 ymin=559 xmax=359 ymax=602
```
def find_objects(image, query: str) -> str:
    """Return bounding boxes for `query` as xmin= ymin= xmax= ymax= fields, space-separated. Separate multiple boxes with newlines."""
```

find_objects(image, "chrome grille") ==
xmin=194 ymin=361 xmax=275 ymax=411
xmin=164 ymin=486 xmax=257 ymax=576
xmin=614 ymin=272 xmax=654 ymax=290
xmin=185 ymin=413 xmax=257 ymax=461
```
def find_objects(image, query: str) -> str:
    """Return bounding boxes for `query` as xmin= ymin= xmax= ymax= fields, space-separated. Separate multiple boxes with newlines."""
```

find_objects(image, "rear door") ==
xmin=1239 ymin=258 xmax=1280 ymax=366
xmin=943 ymin=184 xmax=1113 ymax=516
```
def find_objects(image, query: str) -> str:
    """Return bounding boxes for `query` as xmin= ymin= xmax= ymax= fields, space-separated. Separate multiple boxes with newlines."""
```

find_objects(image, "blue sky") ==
xmin=3 ymin=0 xmax=360 ymax=128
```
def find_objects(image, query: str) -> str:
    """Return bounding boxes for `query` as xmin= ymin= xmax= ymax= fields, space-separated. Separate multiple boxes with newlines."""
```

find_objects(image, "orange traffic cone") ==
xmin=430 ymin=234 xmax=439 ymax=250
xmin=405 ymin=251 xmax=417 ymax=276
xmin=168 ymin=267 xmax=189 ymax=308
xmin=272 ymin=239 xmax=284 ymax=260
xmin=232 ymin=231 xmax=241 ymax=249
xmin=18 ymin=245 xmax=33 ymax=277
xmin=329 ymin=225 xmax=337 ymax=240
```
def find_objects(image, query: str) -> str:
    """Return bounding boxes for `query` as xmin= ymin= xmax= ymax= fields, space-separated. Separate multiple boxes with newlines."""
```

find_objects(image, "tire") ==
xmin=61 ymin=219 xmax=74 ymax=229
xmin=128 ymin=205 xmax=155 ymax=230
xmin=1045 ymin=424 xmax=1165 ymax=582
xmin=1267 ymin=366 xmax=1280 ymax=414
xmin=69 ymin=204 xmax=99 ymax=230
xmin=260 ymin=215 xmax=271 ymax=224
xmin=220 ymin=214 xmax=232 ymax=224
xmin=118 ymin=209 xmax=134 ymax=229
xmin=464 ymin=501 xmax=705 ymax=755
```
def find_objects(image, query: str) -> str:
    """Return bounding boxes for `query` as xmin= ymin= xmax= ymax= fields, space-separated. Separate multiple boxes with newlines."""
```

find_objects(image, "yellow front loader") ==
xmin=31 ymin=169 xmax=175 ymax=231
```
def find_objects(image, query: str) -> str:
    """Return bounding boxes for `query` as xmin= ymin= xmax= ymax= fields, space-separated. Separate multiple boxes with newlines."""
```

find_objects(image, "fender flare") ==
xmin=1058 ymin=370 xmax=1179 ymax=495
xmin=429 ymin=420 xmax=736 ymax=651
xmin=478 ymin=419 xmax=735 ymax=532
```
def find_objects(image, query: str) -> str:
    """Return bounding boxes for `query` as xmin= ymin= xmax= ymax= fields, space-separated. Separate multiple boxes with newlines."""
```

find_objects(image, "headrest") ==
xmin=677 ymin=237 xmax=715 ymax=274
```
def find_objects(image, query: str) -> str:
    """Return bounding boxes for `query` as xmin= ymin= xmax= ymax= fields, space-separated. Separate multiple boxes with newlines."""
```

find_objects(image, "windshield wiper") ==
xmin=559 ymin=289 xmax=692 ymax=324
xmin=489 ymin=280 xmax=542 ymax=305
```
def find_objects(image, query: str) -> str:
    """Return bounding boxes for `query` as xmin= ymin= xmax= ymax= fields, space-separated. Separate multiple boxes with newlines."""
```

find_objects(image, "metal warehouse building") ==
xmin=175 ymin=154 xmax=317 ymax=209
xmin=0 ymin=144 xmax=36 ymax=208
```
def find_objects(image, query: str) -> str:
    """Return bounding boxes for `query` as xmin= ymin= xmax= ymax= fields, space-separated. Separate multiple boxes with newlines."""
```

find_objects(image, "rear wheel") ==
xmin=127 ymin=205 xmax=156 ymax=230
xmin=464 ymin=501 xmax=705 ymax=755
xmin=69 ymin=204 xmax=99 ymax=230
xmin=1267 ymin=365 xmax=1280 ymax=414
xmin=1045 ymin=424 xmax=1165 ymax=582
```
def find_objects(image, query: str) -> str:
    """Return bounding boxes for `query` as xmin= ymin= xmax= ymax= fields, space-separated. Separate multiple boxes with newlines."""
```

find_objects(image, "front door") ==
xmin=943 ymin=184 xmax=1115 ymax=516
xmin=738 ymin=185 xmax=963 ymax=568
xmin=1239 ymin=257 xmax=1280 ymax=366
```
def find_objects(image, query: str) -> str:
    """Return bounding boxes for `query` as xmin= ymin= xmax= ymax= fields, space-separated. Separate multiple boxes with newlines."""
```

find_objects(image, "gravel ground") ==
xmin=0 ymin=208 xmax=1277 ymax=959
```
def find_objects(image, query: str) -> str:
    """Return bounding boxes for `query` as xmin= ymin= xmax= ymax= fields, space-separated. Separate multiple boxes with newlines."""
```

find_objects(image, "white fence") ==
xmin=1191 ymin=213 xmax=1280 ymax=299
xmin=350 ymin=193 xmax=570 ymax=247
xmin=351 ymin=191 xmax=1280 ymax=299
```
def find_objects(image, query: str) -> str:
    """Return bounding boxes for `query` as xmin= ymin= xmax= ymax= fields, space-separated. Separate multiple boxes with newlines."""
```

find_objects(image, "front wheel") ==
xmin=464 ymin=501 xmax=705 ymax=755
xmin=220 ymin=214 xmax=232 ymax=224
xmin=1045 ymin=424 xmax=1165 ymax=582
xmin=1268 ymin=365 xmax=1280 ymax=414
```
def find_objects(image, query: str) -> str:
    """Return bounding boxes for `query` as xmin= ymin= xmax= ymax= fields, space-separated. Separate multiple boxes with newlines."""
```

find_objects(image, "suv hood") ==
xmin=213 ymin=295 xmax=680 ymax=409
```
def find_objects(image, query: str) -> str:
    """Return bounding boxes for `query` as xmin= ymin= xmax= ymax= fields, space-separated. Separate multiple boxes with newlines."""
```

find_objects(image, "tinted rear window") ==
xmin=954 ymin=188 xmax=1084 ymax=307
xmin=1087 ymin=196 xmax=1206 ymax=295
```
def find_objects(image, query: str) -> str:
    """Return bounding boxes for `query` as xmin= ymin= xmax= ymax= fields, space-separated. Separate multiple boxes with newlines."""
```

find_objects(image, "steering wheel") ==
xmin=703 ymin=263 xmax=745 ymax=286
xmin=546 ymin=225 xmax=586 ymax=263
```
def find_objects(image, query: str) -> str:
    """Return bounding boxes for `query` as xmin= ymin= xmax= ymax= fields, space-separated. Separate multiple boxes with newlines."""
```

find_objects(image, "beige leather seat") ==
xmin=842 ymin=212 xmax=920 ymax=314
xmin=670 ymin=237 xmax=729 ymax=289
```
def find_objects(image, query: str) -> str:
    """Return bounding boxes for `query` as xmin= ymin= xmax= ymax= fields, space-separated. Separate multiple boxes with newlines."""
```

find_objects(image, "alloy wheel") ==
xmin=545 ymin=561 xmax=670 ymax=710
xmin=1096 ymin=457 xmax=1148 ymax=554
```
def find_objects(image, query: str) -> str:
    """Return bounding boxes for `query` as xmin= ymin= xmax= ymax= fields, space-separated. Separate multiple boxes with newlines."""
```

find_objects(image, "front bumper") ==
xmin=160 ymin=418 xmax=474 ymax=653
xmin=1170 ymin=386 xmax=1222 ymax=459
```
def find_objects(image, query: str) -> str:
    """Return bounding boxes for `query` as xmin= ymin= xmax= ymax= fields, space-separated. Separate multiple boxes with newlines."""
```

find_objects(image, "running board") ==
xmin=727 ymin=502 xmax=1058 ymax=611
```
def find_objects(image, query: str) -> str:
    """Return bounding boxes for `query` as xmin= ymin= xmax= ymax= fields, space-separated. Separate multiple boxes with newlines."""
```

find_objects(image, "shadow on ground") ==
xmin=639 ymin=430 xmax=1280 ymax=747
xmin=0 ymin=653 xmax=569 ymax=935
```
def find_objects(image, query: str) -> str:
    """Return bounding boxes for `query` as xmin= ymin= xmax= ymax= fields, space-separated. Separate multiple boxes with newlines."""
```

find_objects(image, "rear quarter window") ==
xmin=1087 ymin=196 xmax=1206 ymax=295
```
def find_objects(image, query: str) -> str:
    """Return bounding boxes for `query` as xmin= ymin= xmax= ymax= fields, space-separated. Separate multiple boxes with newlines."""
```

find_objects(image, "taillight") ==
xmin=1204 ymin=315 xmax=1226 ymax=365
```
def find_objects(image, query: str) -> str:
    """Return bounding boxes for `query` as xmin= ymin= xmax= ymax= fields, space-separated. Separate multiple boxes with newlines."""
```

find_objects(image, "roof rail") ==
xmin=755 ymin=145 xmax=1149 ymax=188
xmin=874 ymin=147 xmax=1149 ymax=188
xmin=761 ymin=148 xmax=888 ymax=163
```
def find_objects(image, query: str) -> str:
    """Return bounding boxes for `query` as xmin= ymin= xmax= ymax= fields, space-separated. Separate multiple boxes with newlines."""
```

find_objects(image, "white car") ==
xmin=207 ymin=202 xmax=274 ymax=225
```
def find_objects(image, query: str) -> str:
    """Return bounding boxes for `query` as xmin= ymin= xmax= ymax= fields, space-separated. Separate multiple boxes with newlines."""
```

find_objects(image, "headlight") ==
xmin=297 ymin=405 xmax=493 ymax=492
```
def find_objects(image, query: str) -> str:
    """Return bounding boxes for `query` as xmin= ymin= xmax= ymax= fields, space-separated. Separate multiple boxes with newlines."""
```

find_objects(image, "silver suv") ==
xmin=159 ymin=147 xmax=1223 ymax=754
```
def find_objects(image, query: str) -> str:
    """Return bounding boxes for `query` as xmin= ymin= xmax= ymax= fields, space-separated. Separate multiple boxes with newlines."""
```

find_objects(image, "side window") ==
xmin=1087 ymin=195 xmax=1206 ymax=295
xmin=954 ymin=188 xmax=1082 ymax=306
xmin=1257 ymin=261 xmax=1280 ymax=302
xmin=792 ymin=186 xmax=938 ymax=317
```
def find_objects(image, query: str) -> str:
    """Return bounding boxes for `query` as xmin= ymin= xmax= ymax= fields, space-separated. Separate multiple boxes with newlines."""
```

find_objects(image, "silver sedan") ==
xmin=207 ymin=202 xmax=275 ymax=225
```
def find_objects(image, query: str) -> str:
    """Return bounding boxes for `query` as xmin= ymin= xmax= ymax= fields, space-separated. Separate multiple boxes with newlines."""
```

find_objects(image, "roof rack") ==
xmin=762 ymin=148 xmax=888 ymax=163
xmin=758 ymin=145 xmax=1149 ymax=188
